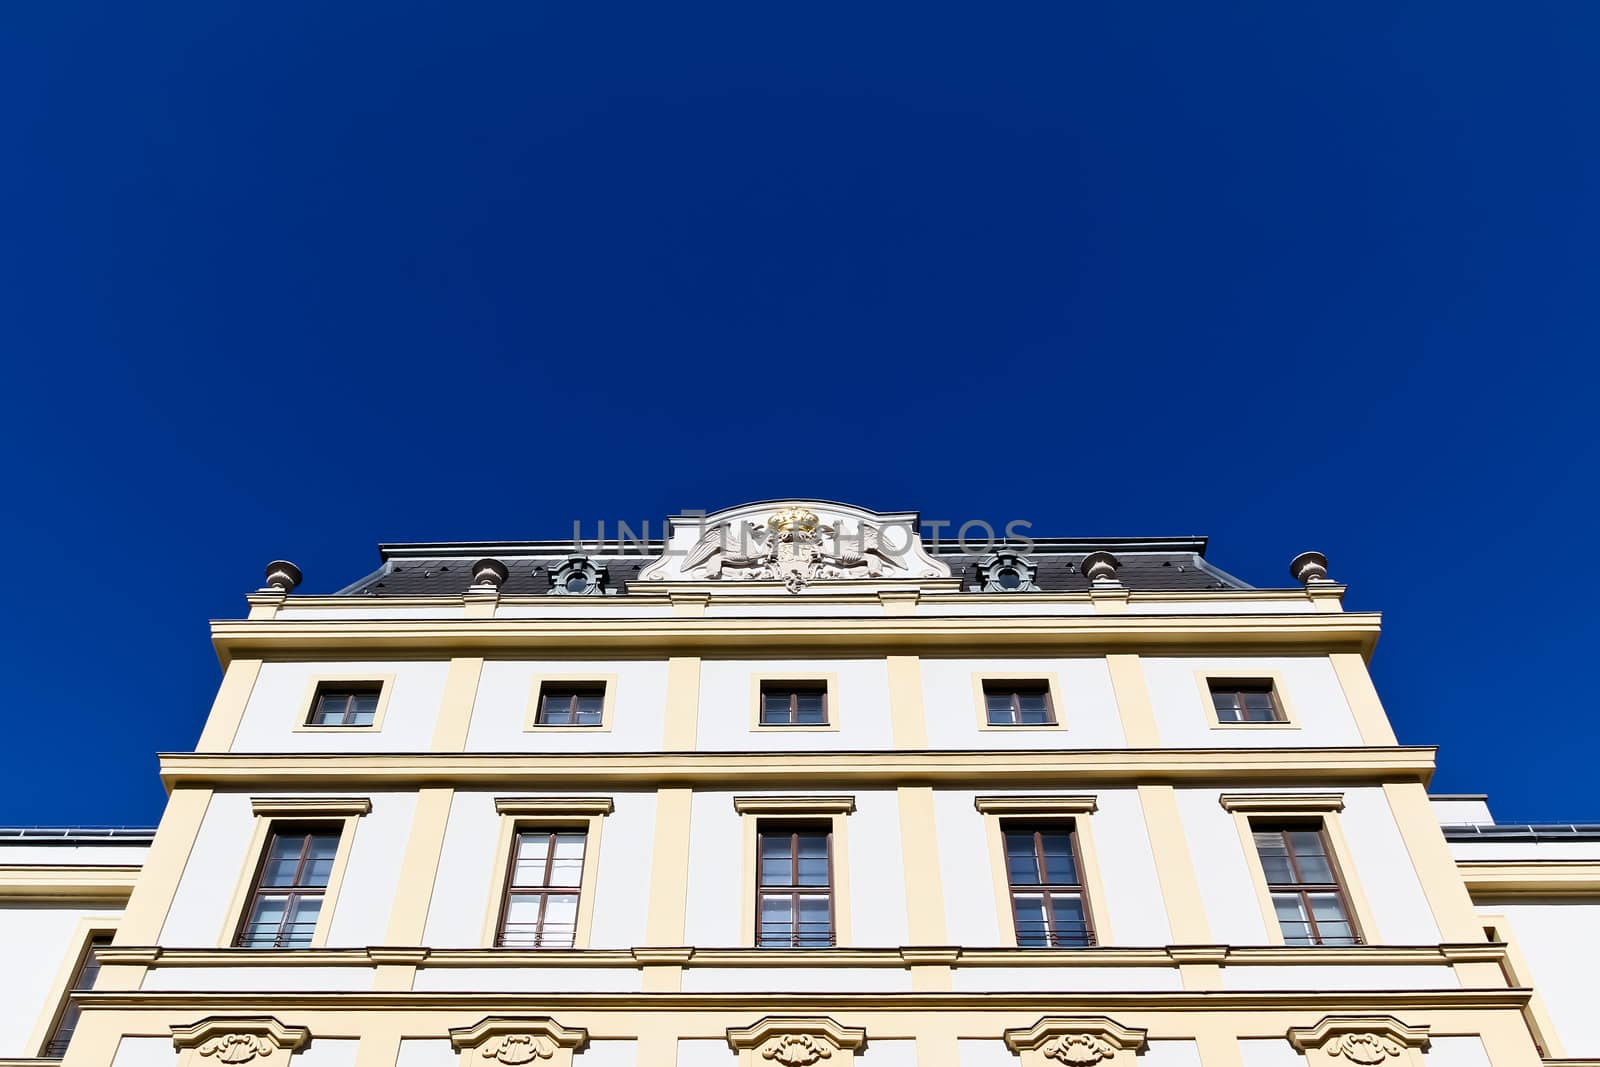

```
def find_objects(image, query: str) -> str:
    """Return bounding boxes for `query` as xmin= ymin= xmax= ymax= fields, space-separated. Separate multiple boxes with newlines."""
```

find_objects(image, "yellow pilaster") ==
xmin=113 ymin=787 xmax=213 ymax=945
xmin=1329 ymin=652 xmax=1399 ymax=745
xmin=645 ymin=787 xmax=694 ymax=946
xmin=662 ymin=656 xmax=701 ymax=749
xmin=1107 ymin=654 xmax=1160 ymax=746
xmin=382 ymin=786 xmax=455 ymax=944
xmin=886 ymin=655 xmax=928 ymax=749
xmin=1137 ymin=784 xmax=1212 ymax=943
xmin=193 ymin=658 xmax=262 ymax=752
xmin=1384 ymin=780 xmax=1484 ymax=941
xmin=429 ymin=657 xmax=484 ymax=751
xmin=896 ymin=785 xmax=947 ymax=943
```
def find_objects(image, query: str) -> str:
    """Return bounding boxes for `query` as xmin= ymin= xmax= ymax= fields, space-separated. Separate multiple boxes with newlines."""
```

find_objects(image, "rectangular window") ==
xmin=41 ymin=933 xmax=112 ymax=1057
xmin=306 ymin=683 xmax=382 ymax=727
xmin=1252 ymin=820 xmax=1360 ymax=945
xmin=1210 ymin=680 xmax=1285 ymax=723
xmin=1003 ymin=822 xmax=1094 ymax=946
xmin=984 ymin=681 xmax=1055 ymax=726
xmin=497 ymin=828 xmax=587 ymax=947
xmin=236 ymin=825 xmax=340 ymax=948
xmin=757 ymin=825 xmax=834 ymax=947
xmin=760 ymin=683 xmax=828 ymax=726
xmin=535 ymin=684 xmax=606 ymax=727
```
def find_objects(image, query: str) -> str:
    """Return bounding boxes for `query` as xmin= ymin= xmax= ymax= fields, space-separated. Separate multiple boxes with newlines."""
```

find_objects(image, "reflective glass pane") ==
xmin=761 ymin=693 xmax=791 ymax=724
xmin=1254 ymin=832 xmax=1294 ymax=884
xmin=548 ymin=833 xmax=586 ymax=887
xmin=1212 ymin=692 xmax=1243 ymax=722
xmin=503 ymin=895 xmax=543 ymax=925
xmin=543 ymin=894 xmax=578 ymax=945
xmin=795 ymin=692 xmax=825 ymax=724
xmin=1309 ymin=893 xmax=1354 ymax=943
xmin=1242 ymin=692 xmax=1276 ymax=721
xmin=303 ymin=835 xmax=338 ymax=887
xmin=1012 ymin=892 xmax=1049 ymax=946
xmin=261 ymin=840 xmax=303 ymax=887
xmin=1273 ymin=893 xmax=1314 ymax=945
xmin=1040 ymin=832 xmax=1079 ymax=884
xmin=759 ymin=893 xmax=793 ymax=945
xmin=1018 ymin=693 xmax=1051 ymax=725
xmin=540 ymin=696 xmax=572 ymax=723
xmin=796 ymin=834 xmax=829 ymax=885
xmin=575 ymin=697 xmax=604 ymax=725
xmin=985 ymin=693 xmax=1015 ymax=725
xmin=1005 ymin=832 xmax=1041 ymax=884
xmin=797 ymin=895 xmax=832 ymax=945
xmin=760 ymin=835 xmax=792 ymax=885
xmin=1050 ymin=893 xmax=1090 ymax=946
xmin=514 ymin=834 xmax=551 ymax=886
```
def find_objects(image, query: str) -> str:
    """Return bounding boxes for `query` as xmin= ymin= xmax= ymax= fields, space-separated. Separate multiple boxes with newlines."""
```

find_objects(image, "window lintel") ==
xmin=494 ymin=797 xmax=615 ymax=818
xmin=975 ymin=795 xmax=1098 ymax=816
xmin=1220 ymin=792 xmax=1344 ymax=814
xmin=733 ymin=795 xmax=855 ymax=816
xmin=250 ymin=797 xmax=372 ymax=818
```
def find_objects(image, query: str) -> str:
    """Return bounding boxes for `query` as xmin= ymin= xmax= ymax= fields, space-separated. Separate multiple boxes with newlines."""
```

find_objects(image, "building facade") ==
xmin=3 ymin=500 xmax=1596 ymax=1067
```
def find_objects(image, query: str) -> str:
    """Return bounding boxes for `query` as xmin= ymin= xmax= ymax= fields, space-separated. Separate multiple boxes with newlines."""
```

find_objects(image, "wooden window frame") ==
xmin=975 ymin=795 xmax=1110 ymax=947
xmin=293 ymin=675 xmax=394 ymax=733
xmin=233 ymin=824 xmax=343 ymax=949
xmin=523 ymin=675 xmax=618 ymax=732
xmin=1002 ymin=822 xmax=1096 ymax=947
xmin=748 ymin=674 xmax=839 ymax=732
xmin=494 ymin=826 xmax=590 ymax=949
xmin=30 ymin=922 xmax=116 ymax=1059
xmin=1194 ymin=670 xmax=1299 ymax=729
xmin=758 ymin=682 xmax=830 ymax=728
xmin=482 ymin=797 xmax=613 ymax=949
xmin=219 ymin=798 xmax=370 ymax=949
xmin=734 ymin=796 xmax=854 ymax=947
xmin=1250 ymin=819 xmax=1362 ymax=946
xmin=754 ymin=823 xmax=837 ymax=948
xmin=971 ymin=673 xmax=1067 ymax=732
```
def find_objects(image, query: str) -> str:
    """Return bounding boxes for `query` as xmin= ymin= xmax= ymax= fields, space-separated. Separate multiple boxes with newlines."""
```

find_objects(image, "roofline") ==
xmin=376 ymin=535 xmax=1215 ymax=560
xmin=0 ymin=827 xmax=156 ymax=843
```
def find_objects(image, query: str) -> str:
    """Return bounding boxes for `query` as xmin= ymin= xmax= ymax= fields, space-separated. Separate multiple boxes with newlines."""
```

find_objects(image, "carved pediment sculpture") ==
xmin=449 ymin=1017 xmax=588 ymax=1067
xmin=1003 ymin=1017 xmax=1147 ymax=1067
xmin=172 ymin=1017 xmax=310 ymax=1067
xmin=1287 ymin=1016 xmax=1431 ymax=1067
xmin=639 ymin=502 xmax=949 ymax=592
xmin=727 ymin=1016 xmax=867 ymax=1067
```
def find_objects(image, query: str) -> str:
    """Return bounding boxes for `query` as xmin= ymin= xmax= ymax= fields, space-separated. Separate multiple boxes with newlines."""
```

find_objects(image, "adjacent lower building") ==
xmin=3 ymin=500 xmax=1594 ymax=1067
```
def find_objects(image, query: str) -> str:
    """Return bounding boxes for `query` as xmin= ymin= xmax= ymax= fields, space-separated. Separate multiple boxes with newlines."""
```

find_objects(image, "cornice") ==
xmin=158 ymin=747 xmax=1438 ymax=791
xmin=1457 ymin=861 xmax=1600 ymax=897
xmin=0 ymin=864 xmax=141 ymax=902
xmin=209 ymin=612 xmax=1383 ymax=665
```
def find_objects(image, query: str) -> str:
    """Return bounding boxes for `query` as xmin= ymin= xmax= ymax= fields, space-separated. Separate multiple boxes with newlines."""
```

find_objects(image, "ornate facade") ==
xmin=2 ymin=500 xmax=1595 ymax=1067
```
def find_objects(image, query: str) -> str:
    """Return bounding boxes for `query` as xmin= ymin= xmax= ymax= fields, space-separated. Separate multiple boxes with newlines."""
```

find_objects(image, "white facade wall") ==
xmin=232 ymin=660 xmax=450 ymax=752
xmin=1141 ymin=656 xmax=1362 ymax=747
xmin=695 ymin=659 xmax=895 ymax=751
xmin=920 ymin=658 xmax=1126 ymax=749
xmin=1477 ymin=901 xmax=1600 ymax=1055
xmin=0 ymin=904 xmax=121 ymax=1057
xmin=466 ymin=659 xmax=669 ymax=752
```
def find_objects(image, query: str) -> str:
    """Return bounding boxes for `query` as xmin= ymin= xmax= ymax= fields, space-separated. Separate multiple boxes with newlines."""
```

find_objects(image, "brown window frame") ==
xmin=759 ymin=682 xmax=830 ymax=727
xmin=495 ymin=825 xmax=588 ymax=948
xmin=305 ymin=682 xmax=383 ymax=727
xmin=1002 ymin=820 xmax=1096 ymax=947
xmin=40 ymin=931 xmax=113 ymax=1058
xmin=234 ymin=823 xmax=341 ymax=949
xmin=755 ymin=823 xmax=836 ymax=948
xmin=534 ymin=683 xmax=607 ymax=727
xmin=1252 ymin=818 xmax=1362 ymax=946
xmin=983 ymin=680 xmax=1056 ymax=726
xmin=1208 ymin=679 xmax=1286 ymax=724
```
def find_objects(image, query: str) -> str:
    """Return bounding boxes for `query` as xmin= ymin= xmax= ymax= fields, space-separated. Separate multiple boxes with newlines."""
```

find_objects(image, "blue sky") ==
xmin=2 ymin=4 xmax=1597 ymax=826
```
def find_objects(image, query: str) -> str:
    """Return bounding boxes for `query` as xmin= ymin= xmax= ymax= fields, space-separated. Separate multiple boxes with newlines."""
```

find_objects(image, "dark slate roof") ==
xmin=333 ymin=536 xmax=1251 ymax=597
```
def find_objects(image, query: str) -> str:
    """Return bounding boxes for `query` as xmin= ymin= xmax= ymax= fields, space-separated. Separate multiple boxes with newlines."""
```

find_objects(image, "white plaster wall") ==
xmin=680 ymin=967 xmax=910 ymax=992
xmin=920 ymin=658 xmax=1125 ymax=749
xmin=296 ymin=1038 xmax=358 ymax=1067
xmin=1220 ymin=964 xmax=1456 ymax=990
xmin=232 ymin=660 xmax=450 ymax=752
xmin=396 ymin=1039 xmax=456 ymax=1067
xmin=1451 ymin=839 xmax=1600 ymax=861
xmin=413 ymin=967 xmax=642 ymax=992
xmin=1141 ymin=656 xmax=1362 ymax=747
xmin=111 ymin=1037 xmax=176 ymax=1067
xmin=1174 ymin=787 xmax=1270 ymax=945
xmin=141 ymin=966 xmax=375 ymax=991
xmin=466 ymin=660 xmax=669 ymax=752
xmin=1094 ymin=789 xmax=1172 ymax=945
xmin=695 ymin=659 xmax=894 ymax=750
xmin=160 ymin=791 xmax=413 ymax=948
xmin=1478 ymin=901 xmax=1600 ymax=1055
xmin=0 ymin=904 xmax=121 ymax=1056
xmin=423 ymin=790 xmax=654 ymax=949
xmin=935 ymin=788 xmax=1000 ymax=946
xmin=0 ymin=843 xmax=148 ymax=866
xmin=680 ymin=790 xmax=906 ymax=947
xmin=1430 ymin=797 xmax=1493 ymax=826
xmin=950 ymin=966 xmax=1181 ymax=991
xmin=1428 ymin=1037 xmax=1491 ymax=1067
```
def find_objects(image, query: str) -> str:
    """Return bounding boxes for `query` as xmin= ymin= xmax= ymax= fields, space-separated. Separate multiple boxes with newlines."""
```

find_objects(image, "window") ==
xmin=306 ymin=683 xmax=381 ymax=727
xmin=1209 ymin=680 xmax=1284 ymax=723
xmin=1003 ymin=823 xmax=1094 ymax=947
xmin=1252 ymin=820 xmax=1360 ymax=945
xmin=236 ymin=825 xmax=340 ymax=948
xmin=535 ymin=684 xmax=606 ymax=726
xmin=984 ymin=681 xmax=1055 ymax=726
xmin=757 ymin=825 xmax=834 ymax=947
xmin=497 ymin=828 xmax=587 ymax=948
xmin=41 ymin=933 xmax=112 ymax=1057
xmin=760 ymin=682 xmax=828 ymax=726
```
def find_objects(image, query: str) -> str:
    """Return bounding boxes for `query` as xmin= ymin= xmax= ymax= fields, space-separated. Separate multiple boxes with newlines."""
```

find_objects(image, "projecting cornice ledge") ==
xmin=208 ymin=612 xmax=1384 ymax=665
xmin=158 ymin=747 xmax=1438 ymax=791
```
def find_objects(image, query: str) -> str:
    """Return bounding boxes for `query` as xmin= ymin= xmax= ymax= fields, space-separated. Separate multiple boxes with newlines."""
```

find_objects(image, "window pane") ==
xmin=245 ymin=895 xmax=287 ymax=935
xmin=1242 ymin=692 xmax=1277 ymax=721
xmin=761 ymin=693 xmax=792 ymax=724
xmin=542 ymin=894 xmax=579 ymax=946
xmin=260 ymin=843 xmax=303 ymax=887
xmin=1272 ymin=892 xmax=1314 ymax=945
xmin=1212 ymin=691 xmax=1244 ymax=722
xmin=795 ymin=692 xmax=825 ymax=724
xmin=985 ymin=693 xmax=1016 ymax=725
xmin=1040 ymin=832 xmax=1079 ymax=885
xmin=1050 ymin=893 xmax=1090 ymax=946
xmin=575 ymin=696 xmax=604 ymax=725
xmin=1005 ymin=832 xmax=1041 ymax=884
xmin=503 ymin=895 xmax=544 ymax=926
xmin=795 ymin=833 xmax=829 ymax=886
xmin=1011 ymin=892 xmax=1049 ymax=946
xmin=1254 ymin=832 xmax=1294 ymax=884
xmin=548 ymin=833 xmax=586 ymax=887
xmin=539 ymin=696 xmax=571 ymax=724
xmin=514 ymin=834 xmax=552 ymax=887
xmin=1018 ymin=693 xmax=1051 ymax=725
xmin=759 ymin=835 xmax=792 ymax=886
xmin=759 ymin=893 xmax=793 ymax=946
xmin=1309 ymin=893 xmax=1355 ymax=943
xmin=797 ymin=894 xmax=832 ymax=945
xmin=302 ymin=835 xmax=338 ymax=887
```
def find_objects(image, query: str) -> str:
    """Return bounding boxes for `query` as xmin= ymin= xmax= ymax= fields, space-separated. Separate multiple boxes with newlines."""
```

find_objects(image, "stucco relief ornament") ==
xmin=1326 ymin=1035 xmax=1406 ymax=1066
xmin=478 ymin=1035 xmax=560 ymax=1065
xmin=680 ymin=507 xmax=909 ymax=592
xmin=759 ymin=1034 xmax=834 ymax=1067
xmin=1038 ymin=1035 xmax=1118 ymax=1067
xmin=197 ymin=1035 xmax=276 ymax=1065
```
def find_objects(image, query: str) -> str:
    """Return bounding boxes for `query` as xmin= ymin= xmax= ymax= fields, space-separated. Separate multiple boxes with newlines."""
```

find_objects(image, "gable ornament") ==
xmin=449 ymin=1017 xmax=588 ymax=1067
xmin=1003 ymin=1017 xmax=1146 ymax=1067
xmin=727 ymin=1016 xmax=866 ymax=1067
xmin=1287 ymin=1016 xmax=1430 ymax=1067
xmin=172 ymin=1017 xmax=310 ymax=1067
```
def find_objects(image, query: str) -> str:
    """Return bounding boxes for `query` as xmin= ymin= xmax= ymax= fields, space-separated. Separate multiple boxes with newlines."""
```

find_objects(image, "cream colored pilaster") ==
xmin=430 ymin=657 xmax=484 ymax=751
xmin=113 ymin=787 xmax=213 ymax=945
xmin=1171 ymin=945 xmax=1227 ymax=990
xmin=663 ymin=657 xmax=701 ymax=749
xmin=886 ymin=655 xmax=928 ymax=748
xmin=897 ymin=786 xmax=947 ymax=942
xmin=194 ymin=659 xmax=263 ymax=752
xmin=353 ymin=1030 xmax=403 ymax=1067
xmin=1329 ymin=652 xmax=1399 ymax=745
xmin=1107 ymin=654 xmax=1160 ymax=746
xmin=382 ymin=787 xmax=455 ymax=944
xmin=59 ymin=1009 xmax=128 ymax=1067
xmin=645 ymin=787 xmax=695 ymax=947
xmin=1137 ymin=784 xmax=1212 ymax=942
xmin=1383 ymin=781 xmax=1484 ymax=941
xmin=1477 ymin=1011 xmax=1547 ymax=1067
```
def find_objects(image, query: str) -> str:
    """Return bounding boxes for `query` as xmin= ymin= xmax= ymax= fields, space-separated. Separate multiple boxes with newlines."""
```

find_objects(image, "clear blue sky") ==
xmin=3 ymin=4 xmax=1596 ymax=826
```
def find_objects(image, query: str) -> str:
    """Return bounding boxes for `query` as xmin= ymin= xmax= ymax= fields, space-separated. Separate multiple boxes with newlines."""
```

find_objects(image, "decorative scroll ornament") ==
xmin=1324 ymin=1035 xmax=1406 ymax=1066
xmin=1287 ymin=1016 xmax=1430 ymax=1067
xmin=681 ymin=508 xmax=909 ymax=592
xmin=479 ymin=1035 xmax=559 ymax=1065
xmin=759 ymin=1034 xmax=833 ymax=1067
xmin=1038 ymin=1034 xmax=1118 ymax=1067
xmin=197 ymin=1036 xmax=275 ymax=1064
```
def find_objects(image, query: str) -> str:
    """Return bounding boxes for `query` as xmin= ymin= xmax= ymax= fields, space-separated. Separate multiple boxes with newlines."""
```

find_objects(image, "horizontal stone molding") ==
xmin=493 ymin=798 xmax=615 ymax=817
xmin=1218 ymin=792 xmax=1345 ymax=814
xmin=974 ymin=795 xmax=1098 ymax=815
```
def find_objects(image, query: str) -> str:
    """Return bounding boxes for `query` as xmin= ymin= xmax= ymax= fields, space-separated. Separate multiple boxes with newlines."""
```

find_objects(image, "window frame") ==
xmin=233 ymin=823 xmax=344 ymax=949
xmin=524 ymin=676 xmax=618 ymax=733
xmin=749 ymin=675 xmax=839 ymax=732
xmin=754 ymin=822 xmax=837 ymax=948
xmin=974 ymin=795 xmax=1110 ymax=947
xmin=482 ymin=797 xmax=613 ymax=949
xmin=31 ymin=922 xmax=116 ymax=1059
xmin=1249 ymin=819 xmax=1362 ymax=946
xmin=494 ymin=825 xmax=591 ymax=949
xmin=1001 ymin=820 xmax=1097 ymax=948
xmin=1195 ymin=671 xmax=1299 ymax=729
xmin=293 ymin=675 xmax=394 ymax=733
xmin=734 ymin=795 xmax=854 ymax=948
xmin=971 ymin=673 xmax=1067 ymax=732
xmin=220 ymin=797 xmax=370 ymax=949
